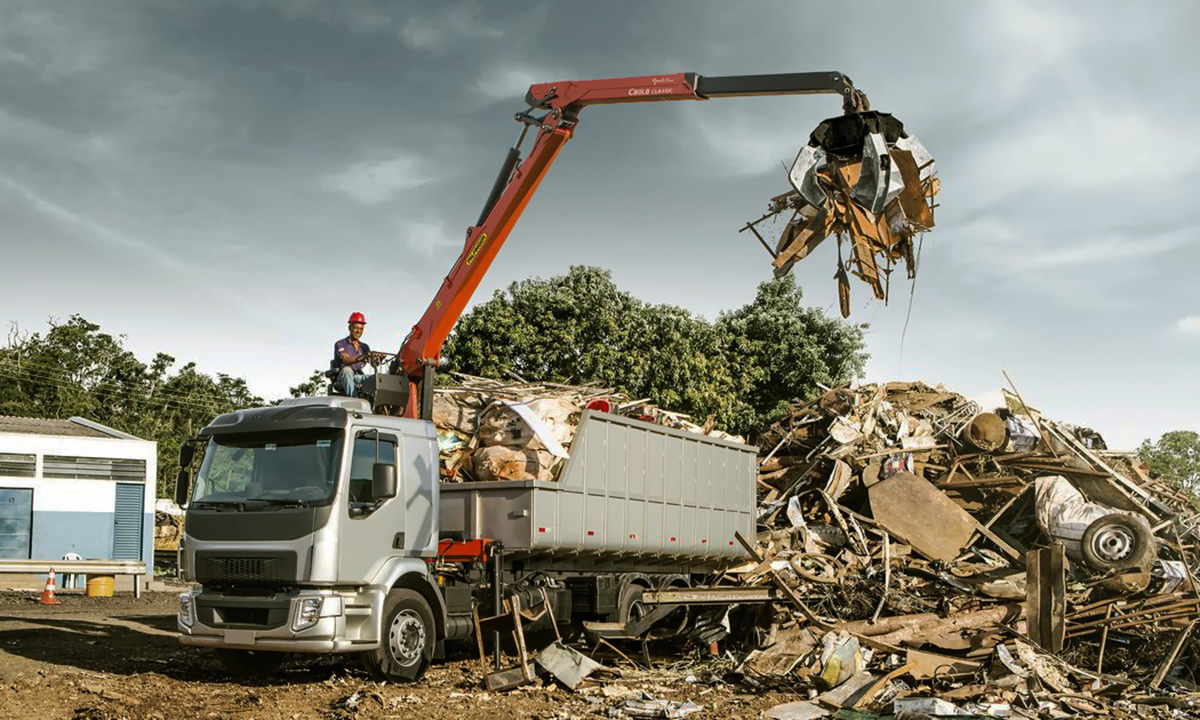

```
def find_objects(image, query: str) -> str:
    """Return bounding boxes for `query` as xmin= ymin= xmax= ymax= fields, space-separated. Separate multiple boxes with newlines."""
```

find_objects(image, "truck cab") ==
xmin=176 ymin=396 xmax=446 ymax=681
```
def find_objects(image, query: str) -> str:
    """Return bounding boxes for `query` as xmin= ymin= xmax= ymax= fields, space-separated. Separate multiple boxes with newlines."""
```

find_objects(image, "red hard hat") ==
xmin=347 ymin=312 xmax=367 ymax=325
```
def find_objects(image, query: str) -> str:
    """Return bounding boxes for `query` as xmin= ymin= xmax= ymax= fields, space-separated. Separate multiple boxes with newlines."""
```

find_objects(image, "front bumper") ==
xmin=178 ymin=585 xmax=385 ymax=653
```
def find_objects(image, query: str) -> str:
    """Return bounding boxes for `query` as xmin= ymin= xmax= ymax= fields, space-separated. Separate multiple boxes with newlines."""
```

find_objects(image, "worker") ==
xmin=333 ymin=312 xmax=372 ymax=398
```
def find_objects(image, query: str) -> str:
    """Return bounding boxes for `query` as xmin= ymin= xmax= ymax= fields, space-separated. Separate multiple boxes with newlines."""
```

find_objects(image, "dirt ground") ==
xmin=0 ymin=589 xmax=798 ymax=720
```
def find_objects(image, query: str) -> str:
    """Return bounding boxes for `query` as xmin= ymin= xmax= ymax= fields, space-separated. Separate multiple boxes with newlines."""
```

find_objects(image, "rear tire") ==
xmin=216 ymin=649 xmax=288 ymax=680
xmin=617 ymin=583 xmax=647 ymax=628
xmin=362 ymin=589 xmax=435 ymax=683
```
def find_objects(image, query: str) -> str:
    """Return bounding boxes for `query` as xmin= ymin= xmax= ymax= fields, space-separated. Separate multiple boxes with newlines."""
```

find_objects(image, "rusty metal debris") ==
xmin=738 ymin=377 xmax=1200 ymax=715
xmin=744 ymin=116 xmax=939 ymax=317
xmin=455 ymin=375 xmax=1200 ymax=716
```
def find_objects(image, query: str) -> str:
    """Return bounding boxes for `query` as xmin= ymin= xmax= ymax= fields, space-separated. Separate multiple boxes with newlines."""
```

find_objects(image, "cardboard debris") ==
xmin=433 ymin=373 xmax=742 ymax=482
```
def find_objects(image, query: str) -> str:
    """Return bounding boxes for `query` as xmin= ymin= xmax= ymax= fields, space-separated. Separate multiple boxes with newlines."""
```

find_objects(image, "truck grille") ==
xmin=195 ymin=552 xmax=298 ymax=584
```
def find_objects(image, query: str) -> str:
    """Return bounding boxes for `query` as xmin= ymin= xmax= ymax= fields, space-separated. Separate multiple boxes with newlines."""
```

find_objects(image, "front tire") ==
xmin=362 ymin=589 xmax=435 ymax=683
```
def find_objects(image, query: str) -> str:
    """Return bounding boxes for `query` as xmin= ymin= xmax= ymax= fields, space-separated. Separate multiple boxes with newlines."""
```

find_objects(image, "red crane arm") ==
xmin=397 ymin=71 xmax=859 ymax=418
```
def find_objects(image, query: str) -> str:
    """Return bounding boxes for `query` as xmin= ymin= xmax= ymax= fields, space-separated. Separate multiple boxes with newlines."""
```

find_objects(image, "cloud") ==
xmin=399 ymin=219 xmax=459 ymax=259
xmin=0 ymin=174 xmax=180 ymax=269
xmin=238 ymin=0 xmax=506 ymax=52
xmin=946 ymin=214 xmax=1195 ymax=306
xmin=1176 ymin=316 xmax=1200 ymax=335
xmin=473 ymin=63 xmax=556 ymax=101
xmin=398 ymin=4 xmax=504 ymax=52
xmin=321 ymin=154 xmax=431 ymax=205
xmin=955 ymin=105 xmax=1200 ymax=210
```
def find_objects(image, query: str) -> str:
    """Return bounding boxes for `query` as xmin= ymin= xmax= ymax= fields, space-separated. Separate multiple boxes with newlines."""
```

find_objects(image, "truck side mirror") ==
xmin=179 ymin=441 xmax=196 ymax=468
xmin=175 ymin=469 xmax=190 ymax=506
xmin=372 ymin=463 xmax=397 ymax=501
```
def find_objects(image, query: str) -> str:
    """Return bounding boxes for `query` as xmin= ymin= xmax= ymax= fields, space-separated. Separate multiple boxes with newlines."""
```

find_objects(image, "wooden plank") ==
xmin=1150 ymin=620 xmax=1196 ymax=689
xmin=1026 ymin=545 xmax=1065 ymax=652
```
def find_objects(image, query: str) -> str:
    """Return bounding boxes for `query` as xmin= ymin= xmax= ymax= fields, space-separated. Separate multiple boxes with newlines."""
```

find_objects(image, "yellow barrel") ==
xmin=86 ymin=575 xmax=115 ymax=597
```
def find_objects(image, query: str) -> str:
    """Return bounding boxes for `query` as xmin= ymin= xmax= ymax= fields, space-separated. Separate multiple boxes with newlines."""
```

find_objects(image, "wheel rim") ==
xmin=388 ymin=609 xmax=426 ymax=666
xmin=1091 ymin=524 xmax=1135 ymax=562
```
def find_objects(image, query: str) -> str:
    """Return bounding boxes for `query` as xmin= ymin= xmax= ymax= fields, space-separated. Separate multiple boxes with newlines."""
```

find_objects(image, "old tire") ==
xmin=362 ymin=589 xmax=434 ymax=683
xmin=1080 ymin=513 xmax=1153 ymax=572
xmin=216 ymin=649 xmax=288 ymax=680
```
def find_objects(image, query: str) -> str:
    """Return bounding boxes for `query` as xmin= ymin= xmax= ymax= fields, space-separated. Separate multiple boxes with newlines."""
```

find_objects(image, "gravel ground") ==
xmin=0 ymin=590 xmax=798 ymax=719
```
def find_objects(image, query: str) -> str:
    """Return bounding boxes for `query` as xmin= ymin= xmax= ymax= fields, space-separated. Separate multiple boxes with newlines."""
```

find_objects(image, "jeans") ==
xmin=337 ymin=367 xmax=364 ymax=398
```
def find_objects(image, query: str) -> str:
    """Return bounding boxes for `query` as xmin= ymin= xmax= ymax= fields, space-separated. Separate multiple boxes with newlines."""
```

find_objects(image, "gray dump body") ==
xmin=439 ymin=410 xmax=757 ymax=565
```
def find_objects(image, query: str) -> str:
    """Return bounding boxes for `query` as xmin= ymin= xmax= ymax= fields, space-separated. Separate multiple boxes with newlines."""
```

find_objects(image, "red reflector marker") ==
xmin=587 ymin=530 xmax=595 ymax=536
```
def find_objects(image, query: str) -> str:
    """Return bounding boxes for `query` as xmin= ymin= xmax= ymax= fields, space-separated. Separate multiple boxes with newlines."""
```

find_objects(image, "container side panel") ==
xmin=681 ymin=441 xmax=696 ymax=506
xmin=695 ymin=443 xmax=713 ymax=508
xmin=627 ymin=430 xmax=646 ymax=499
xmin=625 ymin=499 xmax=644 ymax=553
xmin=646 ymin=433 xmax=664 ymax=500
xmin=605 ymin=496 xmax=626 ymax=554
xmin=581 ymin=485 xmax=604 ymax=550
xmin=559 ymin=490 xmax=582 ymax=550
xmin=665 ymin=502 xmax=681 ymax=553
xmin=645 ymin=499 xmax=665 ymax=551
xmin=680 ymin=505 xmax=698 ymax=553
xmin=532 ymin=487 xmax=557 ymax=549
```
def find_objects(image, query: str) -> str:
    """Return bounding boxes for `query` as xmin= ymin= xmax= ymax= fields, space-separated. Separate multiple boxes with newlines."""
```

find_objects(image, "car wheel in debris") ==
xmin=216 ymin=649 xmax=288 ymax=680
xmin=363 ymin=589 xmax=434 ymax=683
xmin=1080 ymin=513 xmax=1153 ymax=572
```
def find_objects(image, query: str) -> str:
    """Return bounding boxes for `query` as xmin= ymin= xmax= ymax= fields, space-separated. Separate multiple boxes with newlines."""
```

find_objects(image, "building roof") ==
xmin=0 ymin=415 xmax=139 ymax=440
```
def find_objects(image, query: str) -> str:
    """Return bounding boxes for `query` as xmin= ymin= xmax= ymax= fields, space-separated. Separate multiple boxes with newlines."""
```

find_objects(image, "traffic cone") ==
xmin=40 ymin=568 xmax=61 ymax=605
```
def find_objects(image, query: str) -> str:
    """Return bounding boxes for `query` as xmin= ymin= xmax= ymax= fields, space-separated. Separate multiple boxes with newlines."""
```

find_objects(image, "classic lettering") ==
xmin=627 ymin=87 xmax=677 ymax=96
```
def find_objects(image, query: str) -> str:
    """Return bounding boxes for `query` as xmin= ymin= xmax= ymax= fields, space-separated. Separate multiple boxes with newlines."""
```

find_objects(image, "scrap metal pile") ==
xmin=733 ymin=380 xmax=1200 ymax=718
xmin=432 ymin=373 xmax=743 ymax=483
xmin=744 ymin=112 xmax=939 ymax=318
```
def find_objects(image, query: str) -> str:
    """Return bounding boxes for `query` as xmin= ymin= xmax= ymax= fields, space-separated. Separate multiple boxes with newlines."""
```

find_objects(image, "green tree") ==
xmin=0 ymin=315 xmax=264 ymax=498
xmin=716 ymin=274 xmax=868 ymax=432
xmin=441 ymin=266 xmax=867 ymax=438
xmin=1139 ymin=430 xmax=1200 ymax=493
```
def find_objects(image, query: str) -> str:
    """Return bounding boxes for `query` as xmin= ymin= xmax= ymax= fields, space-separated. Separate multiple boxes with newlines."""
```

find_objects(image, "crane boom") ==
xmin=395 ymin=71 xmax=864 ymax=419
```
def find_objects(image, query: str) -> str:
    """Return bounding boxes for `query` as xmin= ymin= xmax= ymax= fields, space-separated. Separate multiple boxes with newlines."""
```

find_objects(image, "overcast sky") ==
xmin=2 ymin=0 xmax=1197 ymax=450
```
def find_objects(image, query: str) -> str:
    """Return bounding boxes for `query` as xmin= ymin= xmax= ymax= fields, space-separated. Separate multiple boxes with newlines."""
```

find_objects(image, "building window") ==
xmin=0 ymin=454 xmax=36 ymax=478
xmin=43 ymin=456 xmax=146 ymax=481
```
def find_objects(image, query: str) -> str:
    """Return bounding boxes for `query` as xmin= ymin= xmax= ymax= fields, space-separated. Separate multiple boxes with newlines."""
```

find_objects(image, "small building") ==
xmin=0 ymin=416 xmax=156 ymax=580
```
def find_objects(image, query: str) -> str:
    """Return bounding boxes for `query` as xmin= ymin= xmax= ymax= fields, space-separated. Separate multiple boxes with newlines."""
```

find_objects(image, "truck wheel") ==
xmin=216 ymin=649 xmax=288 ymax=680
xmin=617 ymin=583 xmax=647 ymax=628
xmin=1080 ymin=513 xmax=1154 ymax=572
xmin=363 ymin=589 xmax=434 ymax=683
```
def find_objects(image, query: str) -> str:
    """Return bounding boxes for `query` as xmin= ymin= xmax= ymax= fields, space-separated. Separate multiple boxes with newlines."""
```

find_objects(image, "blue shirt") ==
xmin=333 ymin=336 xmax=371 ymax=373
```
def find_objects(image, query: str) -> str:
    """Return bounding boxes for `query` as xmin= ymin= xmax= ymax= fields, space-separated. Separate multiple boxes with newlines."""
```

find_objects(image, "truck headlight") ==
xmin=293 ymin=596 xmax=343 ymax=631
xmin=178 ymin=593 xmax=195 ymax=628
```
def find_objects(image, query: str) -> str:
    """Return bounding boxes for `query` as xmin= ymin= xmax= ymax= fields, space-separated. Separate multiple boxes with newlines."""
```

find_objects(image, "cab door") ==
xmin=335 ymin=428 xmax=407 ymax=583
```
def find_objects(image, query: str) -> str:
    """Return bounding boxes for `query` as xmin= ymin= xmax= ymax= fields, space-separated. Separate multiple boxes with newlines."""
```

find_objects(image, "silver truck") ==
xmin=175 ymin=396 xmax=756 ymax=681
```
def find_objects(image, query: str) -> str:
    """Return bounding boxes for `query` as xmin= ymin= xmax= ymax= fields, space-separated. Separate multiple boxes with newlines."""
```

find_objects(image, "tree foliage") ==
xmin=442 ymin=266 xmax=868 ymax=438
xmin=1139 ymin=430 xmax=1200 ymax=493
xmin=0 ymin=316 xmax=263 ymax=498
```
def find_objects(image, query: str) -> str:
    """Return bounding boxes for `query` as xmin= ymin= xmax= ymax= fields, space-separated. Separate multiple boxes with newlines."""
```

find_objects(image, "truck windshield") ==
xmin=192 ymin=430 xmax=342 ymax=507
